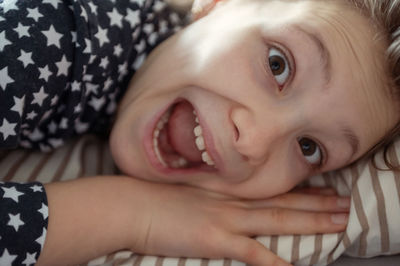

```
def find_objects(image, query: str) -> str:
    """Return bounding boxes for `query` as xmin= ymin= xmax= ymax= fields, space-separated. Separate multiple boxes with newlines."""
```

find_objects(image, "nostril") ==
xmin=234 ymin=125 xmax=240 ymax=142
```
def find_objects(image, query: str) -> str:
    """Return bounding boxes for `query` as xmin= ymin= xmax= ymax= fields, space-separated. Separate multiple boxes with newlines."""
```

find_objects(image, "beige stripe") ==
xmin=326 ymin=232 xmax=343 ymax=264
xmin=388 ymin=146 xmax=400 ymax=205
xmin=337 ymin=171 xmax=351 ymax=192
xmin=3 ymin=151 xmax=30 ymax=182
xmin=155 ymin=257 xmax=164 ymax=266
xmin=133 ymin=255 xmax=144 ymax=266
xmin=368 ymin=161 xmax=390 ymax=253
xmin=269 ymin=236 xmax=278 ymax=254
xmin=350 ymin=165 xmax=369 ymax=256
xmin=79 ymin=139 xmax=98 ymax=178
xmin=178 ymin=258 xmax=186 ymax=266
xmin=309 ymin=234 xmax=323 ymax=265
xmin=342 ymin=232 xmax=351 ymax=250
xmin=290 ymin=235 xmax=300 ymax=263
xmin=27 ymin=150 xmax=54 ymax=182
xmin=51 ymin=139 xmax=80 ymax=182
xmin=223 ymin=259 xmax=232 ymax=266
xmin=200 ymin=259 xmax=209 ymax=266
xmin=0 ymin=150 xmax=10 ymax=164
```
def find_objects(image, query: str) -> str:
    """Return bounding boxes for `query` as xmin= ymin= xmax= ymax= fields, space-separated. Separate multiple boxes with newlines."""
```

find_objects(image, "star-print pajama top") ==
xmin=0 ymin=0 xmax=186 ymax=264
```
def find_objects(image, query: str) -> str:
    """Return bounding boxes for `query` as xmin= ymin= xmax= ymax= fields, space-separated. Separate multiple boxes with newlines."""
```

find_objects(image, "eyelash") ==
xmin=299 ymin=136 xmax=327 ymax=171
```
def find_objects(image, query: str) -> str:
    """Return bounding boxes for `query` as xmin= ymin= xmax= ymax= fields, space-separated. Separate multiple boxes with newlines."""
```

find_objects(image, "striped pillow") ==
xmin=1 ymin=135 xmax=399 ymax=265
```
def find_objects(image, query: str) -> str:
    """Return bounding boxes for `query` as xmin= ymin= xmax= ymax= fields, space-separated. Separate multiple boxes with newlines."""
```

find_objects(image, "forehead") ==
xmin=216 ymin=0 xmax=398 ymax=154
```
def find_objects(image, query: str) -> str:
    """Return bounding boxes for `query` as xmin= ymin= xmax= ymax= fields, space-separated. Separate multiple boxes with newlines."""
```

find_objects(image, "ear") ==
xmin=191 ymin=0 xmax=226 ymax=20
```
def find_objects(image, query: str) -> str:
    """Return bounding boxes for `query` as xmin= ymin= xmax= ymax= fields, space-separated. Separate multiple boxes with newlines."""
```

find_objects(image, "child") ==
xmin=0 ymin=0 xmax=399 ymax=265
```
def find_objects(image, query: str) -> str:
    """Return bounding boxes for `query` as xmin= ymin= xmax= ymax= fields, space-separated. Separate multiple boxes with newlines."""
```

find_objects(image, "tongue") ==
xmin=167 ymin=101 xmax=203 ymax=162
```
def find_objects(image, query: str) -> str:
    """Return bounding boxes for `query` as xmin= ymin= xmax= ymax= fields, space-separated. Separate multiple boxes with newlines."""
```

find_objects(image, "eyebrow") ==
xmin=342 ymin=126 xmax=360 ymax=158
xmin=292 ymin=26 xmax=360 ymax=158
xmin=293 ymin=25 xmax=332 ymax=85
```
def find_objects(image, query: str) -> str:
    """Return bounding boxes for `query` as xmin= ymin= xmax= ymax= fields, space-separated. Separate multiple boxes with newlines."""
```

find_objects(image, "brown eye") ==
xmin=268 ymin=48 xmax=290 ymax=86
xmin=298 ymin=137 xmax=322 ymax=165
xmin=269 ymin=55 xmax=285 ymax=75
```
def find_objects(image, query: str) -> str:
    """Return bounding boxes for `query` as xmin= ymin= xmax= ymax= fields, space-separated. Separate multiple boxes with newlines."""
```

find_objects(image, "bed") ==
xmin=1 ymin=134 xmax=400 ymax=265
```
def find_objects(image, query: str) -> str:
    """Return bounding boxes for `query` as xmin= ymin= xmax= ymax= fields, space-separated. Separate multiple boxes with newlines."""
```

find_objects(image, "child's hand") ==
xmin=38 ymin=176 xmax=349 ymax=266
xmin=128 ymin=180 xmax=349 ymax=266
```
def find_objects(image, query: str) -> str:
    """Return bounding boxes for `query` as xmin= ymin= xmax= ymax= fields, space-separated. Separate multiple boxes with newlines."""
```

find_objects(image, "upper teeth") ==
xmin=193 ymin=111 xmax=215 ymax=166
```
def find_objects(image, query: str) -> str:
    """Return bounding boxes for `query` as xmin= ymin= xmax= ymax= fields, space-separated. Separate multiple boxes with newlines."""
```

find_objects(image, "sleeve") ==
xmin=0 ymin=182 xmax=48 ymax=266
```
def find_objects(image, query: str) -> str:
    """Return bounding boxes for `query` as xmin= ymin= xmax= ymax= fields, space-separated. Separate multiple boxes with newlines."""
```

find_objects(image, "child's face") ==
xmin=110 ymin=0 xmax=399 ymax=198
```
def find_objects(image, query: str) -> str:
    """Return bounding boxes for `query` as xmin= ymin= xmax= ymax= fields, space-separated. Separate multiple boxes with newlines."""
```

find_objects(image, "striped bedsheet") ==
xmin=1 ymin=135 xmax=399 ymax=266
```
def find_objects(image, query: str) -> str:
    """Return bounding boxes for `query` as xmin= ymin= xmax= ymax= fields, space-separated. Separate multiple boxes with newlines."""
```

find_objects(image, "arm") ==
xmin=37 ymin=176 xmax=349 ymax=266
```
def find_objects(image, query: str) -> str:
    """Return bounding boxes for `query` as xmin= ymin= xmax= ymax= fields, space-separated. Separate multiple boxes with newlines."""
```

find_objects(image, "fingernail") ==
xmin=331 ymin=213 xmax=349 ymax=224
xmin=337 ymin=197 xmax=351 ymax=209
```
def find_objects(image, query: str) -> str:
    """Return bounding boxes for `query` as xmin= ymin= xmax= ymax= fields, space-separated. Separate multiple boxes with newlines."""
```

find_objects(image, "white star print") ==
xmin=7 ymin=213 xmax=25 ymax=232
xmin=30 ymin=128 xmax=44 ymax=141
xmin=88 ymin=2 xmax=98 ymax=14
xmin=55 ymin=55 xmax=72 ymax=76
xmin=32 ymin=87 xmax=49 ymax=106
xmin=0 ymin=0 xmax=18 ymax=14
xmin=11 ymin=96 xmax=25 ymax=115
xmin=31 ymin=184 xmax=43 ymax=192
xmin=95 ymin=26 xmax=109 ymax=47
xmin=0 ymin=119 xmax=17 ymax=141
xmin=74 ymin=103 xmax=82 ymax=114
xmin=18 ymin=50 xmax=34 ymax=68
xmin=22 ymin=252 xmax=37 ymax=266
xmin=71 ymin=31 xmax=77 ymax=43
xmin=27 ymin=110 xmax=37 ymax=120
xmin=132 ymin=54 xmax=146 ymax=70
xmin=51 ymin=95 xmax=59 ymax=106
xmin=100 ymin=57 xmax=109 ymax=69
xmin=148 ymin=32 xmax=158 ymax=46
xmin=36 ymin=228 xmax=47 ymax=249
xmin=0 ymin=67 xmax=14 ymax=90
xmin=60 ymin=117 xmax=68 ymax=129
xmin=75 ymin=119 xmax=89 ymax=133
xmin=118 ymin=62 xmax=129 ymax=81
xmin=135 ymin=39 xmax=145 ymax=54
xmin=143 ymin=23 xmax=154 ymax=35
xmin=83 ymin=38 xmax=92 ymax=54
xmin=107 ymin=8 xmax=124 ymax=27
xmin=103 ymin=77 xmax=113 ymax=91
xmin=48 ymin=138 xmax=63 ymax=148
xmin=43 ymin=0 xmax=61 ymax=9
xmin=48 ymin=121 xmax=57 ymax=134
xmin=27 ymin=7 xmax=43 ymax=22
xmin=114 ymin=44 xmax=123 ymax=57
xmin=1 ymin=186 xmax=24 ymax=203
xmin=71 ymin=81 xmax=81 ymax=91
xmin=153 ymin=0 xmax=167 ymax=12
xmin=86 ymin=83 xmax=99 ymax=96
xmin=38 ymin=65 xmax=52 ymax=82
xmin=88 ymin=96 xmax=105 ymax=111
xmin=80 ymin=4 xmax=88 ymax=21
xmin=125 ymin=8 xmax=140 ymax=28
xmin=38 ymin=203 xmax=49 ymax=219
xmin=42 ymin=25 xmax=63 ymax=48
xmin=89 ymin=54 xmax=96 ymax=64
xmin=0 ymin=31 xmax=11 ymax=51
xmin=14 ymin=23 xmax=30 ymax=38
xmin=0 ymin=249 xmax=17 ymax=266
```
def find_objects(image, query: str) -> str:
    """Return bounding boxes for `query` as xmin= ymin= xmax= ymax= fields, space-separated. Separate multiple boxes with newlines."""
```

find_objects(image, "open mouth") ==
xmin=152 ymin=100 xmax=216 ymax=170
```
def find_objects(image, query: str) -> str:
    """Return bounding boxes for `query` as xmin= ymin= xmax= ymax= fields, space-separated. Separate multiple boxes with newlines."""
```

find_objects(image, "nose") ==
xmin=231 ymin=106 xmax=284 ymax=165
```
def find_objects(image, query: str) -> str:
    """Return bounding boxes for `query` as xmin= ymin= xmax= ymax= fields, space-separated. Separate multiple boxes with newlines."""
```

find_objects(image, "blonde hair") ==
xmin=346 ymin=0 xmax=400 ymax=168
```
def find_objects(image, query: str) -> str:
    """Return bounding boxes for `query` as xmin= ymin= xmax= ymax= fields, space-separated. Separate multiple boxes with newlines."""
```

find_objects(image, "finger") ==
xmin=223 ymin=235 xmax=291 ymax=266
xmin=243 ymin=194 xmax=351 ymax=212
xmin=292 ymin=187 xmax=337 ymax=196
xmin=235 ymin=208 xmax=349 ymax=236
